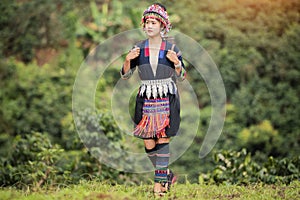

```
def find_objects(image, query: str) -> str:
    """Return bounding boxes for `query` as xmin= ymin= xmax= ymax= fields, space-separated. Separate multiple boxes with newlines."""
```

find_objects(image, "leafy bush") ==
xmin=200 ymin=149 xmax=300 ymax=185
xmin=73 ymin=109 xmax=135 ymax=172
xmin=238 ymin=120 xmax=285 ymax=160
xmin=0 ymin=0 xmax=77 ymax=62
xmin=0 ymin=132 xmax=64 ymax=189
xmin=0 ymin=60 xmax=69 ymax=138
xmin=0 ymin=109 xmax=132 ymax=190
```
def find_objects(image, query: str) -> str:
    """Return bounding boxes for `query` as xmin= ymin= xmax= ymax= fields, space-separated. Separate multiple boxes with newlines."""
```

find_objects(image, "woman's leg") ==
xmin=156 ymin=137 xmax=170 ymax=144
xmin=155 ymin=137 xmax=171 ymax=192
xmin=144 ymin=139 xmax=162 ymax=193
xmin=144 ymin=139 xmax=156 ymax=167
xmin=144 ymin=138 xmax=172 ymax=193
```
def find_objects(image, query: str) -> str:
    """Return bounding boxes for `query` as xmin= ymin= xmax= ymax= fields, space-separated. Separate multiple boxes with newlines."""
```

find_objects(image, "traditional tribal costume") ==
xmin=120 ymin=3 xmax=186 ymax=190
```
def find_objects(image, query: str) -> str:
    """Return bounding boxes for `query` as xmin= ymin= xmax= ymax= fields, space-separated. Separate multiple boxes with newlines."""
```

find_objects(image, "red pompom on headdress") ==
xmin=141 ymin=4 xmax=172 ymax=33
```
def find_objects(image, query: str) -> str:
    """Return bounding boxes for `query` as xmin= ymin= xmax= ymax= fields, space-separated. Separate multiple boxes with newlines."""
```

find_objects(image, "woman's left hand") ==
xmin=166 ymin=50 xmax=180 ymax=65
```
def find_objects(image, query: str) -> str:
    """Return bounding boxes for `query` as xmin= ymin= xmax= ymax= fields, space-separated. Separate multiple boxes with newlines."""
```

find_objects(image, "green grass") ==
xmin=1 ymin=181 xmax=299 ymax=200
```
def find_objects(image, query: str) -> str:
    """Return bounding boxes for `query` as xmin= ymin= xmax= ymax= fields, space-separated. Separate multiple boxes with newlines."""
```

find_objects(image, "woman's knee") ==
xmin=144 ymin=139 xmax=156 ymax=149
xmin=156 ymin=137 xmax=170 ymax=144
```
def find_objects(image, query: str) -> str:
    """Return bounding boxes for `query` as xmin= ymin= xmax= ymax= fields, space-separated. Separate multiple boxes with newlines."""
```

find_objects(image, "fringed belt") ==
xmin=139 ymin=78 xmax=177 ymax=99
xmin=134 ymin=97 xmax=170 ymax=138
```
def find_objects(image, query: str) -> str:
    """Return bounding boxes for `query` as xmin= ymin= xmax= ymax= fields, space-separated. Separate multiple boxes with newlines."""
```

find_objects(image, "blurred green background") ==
xmin=0 ymin=0 xmax=299 ymax=189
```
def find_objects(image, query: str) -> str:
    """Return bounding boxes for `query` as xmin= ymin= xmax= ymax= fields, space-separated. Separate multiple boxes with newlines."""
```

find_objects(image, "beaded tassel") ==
xmin=163 ymin=84 xmax=168 ymax=96
xmin=152 ymin=84 xmax=157 ymax=99
xmin=158 ymin=84 xmax=163 ymax=97
xmin=139 ymin=84 xmax=146 ymax=96
xmin=146 ymin=84 xmax=152 ymax=99
xmin=139 ymin=78 xmax=177 ymax=99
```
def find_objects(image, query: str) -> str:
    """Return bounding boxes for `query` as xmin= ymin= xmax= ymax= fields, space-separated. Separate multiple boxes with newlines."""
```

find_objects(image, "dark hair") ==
xmin=154 ymin=3 xmax=167 ymax=11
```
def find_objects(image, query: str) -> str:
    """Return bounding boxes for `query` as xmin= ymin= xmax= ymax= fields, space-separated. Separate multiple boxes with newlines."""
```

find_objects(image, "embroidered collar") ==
xmin=144 ymin=39 xmax=166 ymax=59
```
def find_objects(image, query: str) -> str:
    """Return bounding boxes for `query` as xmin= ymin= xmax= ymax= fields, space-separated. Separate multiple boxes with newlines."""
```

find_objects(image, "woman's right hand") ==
xmin=126 ymin=46 xmax=140 ymax=61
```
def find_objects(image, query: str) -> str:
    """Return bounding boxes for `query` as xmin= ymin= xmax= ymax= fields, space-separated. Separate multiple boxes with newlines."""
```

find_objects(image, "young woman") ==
xmin=120 ymin=3 xmax=186 ymax=196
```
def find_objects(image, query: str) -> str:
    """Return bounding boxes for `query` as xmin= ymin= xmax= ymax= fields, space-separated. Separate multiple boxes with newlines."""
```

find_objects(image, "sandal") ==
xmin=153 ymin=190 xmax=166 ymax=197
xmin=166 ymin=169 xmax=177 ymax=191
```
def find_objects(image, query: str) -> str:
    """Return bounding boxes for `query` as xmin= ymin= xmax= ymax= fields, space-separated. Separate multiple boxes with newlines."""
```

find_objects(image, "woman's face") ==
xmin=144 ymin=18 xmax=162 ymax=38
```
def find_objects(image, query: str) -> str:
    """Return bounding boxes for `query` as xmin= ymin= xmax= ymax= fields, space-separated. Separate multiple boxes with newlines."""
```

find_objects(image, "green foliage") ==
xmin=56 ymin=149 xmax=122 ymax=185
xmin=163 ymin=0 xmax=300 ymax=165
xmin=73 ymin=109 xmax=135 ymax=172
xmin=0 ymin=0 xmax=299 ymax=187
xmin=76 ymin=0 xmax=141 ymax=56
xmin=60 ymin=112 xmax=84 ymax=150
xmin=0 ymin=60 xmax=72 ymax=138
xmin=0 ymin=114 xmax=131 ymax=190
xmin=0 ymin=132 xmax=64 ymax=189
xmin=232 ymin=79 xmax=300 ymax=157
xmin=0 ymin=0 xmax=78 ymax=62
xmin=58 ymin=107 xmax=133 ymax=185
xmin=238 ymin=120 xmax=284 ymax=160
xmin=201 ymin=149 xmax=300 ymax=185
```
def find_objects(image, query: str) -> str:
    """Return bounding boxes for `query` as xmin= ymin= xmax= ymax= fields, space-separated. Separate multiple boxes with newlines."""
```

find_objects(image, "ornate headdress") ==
xmin=142 ymin=4 xmax=172 ymax=33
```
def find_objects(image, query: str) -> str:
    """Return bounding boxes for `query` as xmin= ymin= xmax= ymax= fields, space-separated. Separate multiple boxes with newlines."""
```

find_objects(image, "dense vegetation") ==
xmin=0 ymin=0 xmax=299 ymax=192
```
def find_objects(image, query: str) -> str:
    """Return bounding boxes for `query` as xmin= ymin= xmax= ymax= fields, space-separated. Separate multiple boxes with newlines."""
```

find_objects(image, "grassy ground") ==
xmin=0 ymin=181 xmax=299 ymax=200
